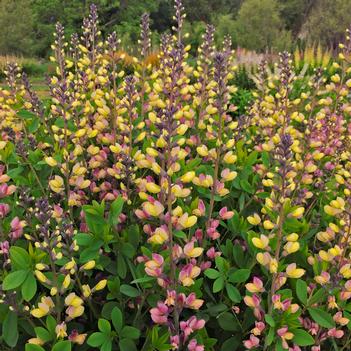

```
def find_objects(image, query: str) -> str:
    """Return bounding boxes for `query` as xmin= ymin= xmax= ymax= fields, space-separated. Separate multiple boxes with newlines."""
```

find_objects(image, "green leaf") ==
xmin=22 ymin=273 xmax=37 ymax=301
xmin=117 ymin=255 xmax=127 ymax=279
xmin=221 ymin=336 xmax=240 ymax=351
xmin=120 ymin=326 xmax=140 ymax=340
xmin=98 ymin=319 xmax=111 ymax=334
xmin=109 ymin=196 xmax=124 ymax=226
xmin=218 ymin=312 xmax=240 ymax=331
xmin=46 ymin=315 xmax=57 ymax=335
xmin=308 ymin=308 xmax=335 ymax=328
xmin=213 ymin=276 xmax=225 ymax=293
xmin=130 ymin=276 xmax=155 ymax=284
xmin=296 ymin=279 xmax=307 ymax=305
xmin=28 ymin=118 xmax=39 ymax=133
xmin=215 ymin=256 xmax=226 ymax=272
xmin=292 ymin=329 xmax=315 ymax=346
xmin=119 ymin=338 xmax=137 ymax=351
xmin=120 ymin=284 xmax=140 ymax=297
xmin=204 ymin=268 xmax=220 ymax=279
xmin=18 ymin=110 xmax=37 ymax=119
xmin=308 ymin=288 xmax=325 ymax=306
xmin=9 ymin=247 xmax=31 ymax=269
xmin=264 ymin=314 xmax=275 ymax=327
xmin=52 ymin=340 xmax=71 ymax=351
xmin=87 ymin=332 xmax=105 ymax=347
xmin=3 ymin=270 xmax=28 ymax=290
xmin=226 ymin=284 xmax=241 ymax=303
xmin=3 ymin=311 xmax=19 ymax=347
xmin=111 ymin=307 xmax=123 ymax=333
xmin=101 ymin=339 xmax=112 ymax=351
xmin=228 ymin=269 xmax=251 ymax=283
xmin=25 ymin=345 xmax=46 ymax=351
xmin=34 ymin=327 xmax=52 ymax=343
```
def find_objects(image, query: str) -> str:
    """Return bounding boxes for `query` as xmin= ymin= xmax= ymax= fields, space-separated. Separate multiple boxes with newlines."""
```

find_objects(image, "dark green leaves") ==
xmin=120 ymin=284 xmax=140 ymax=297
xmin=111 ymin=307 xmax=123 ymax=333
xmin=228 ymin=269 xmax=251 ymax=283
xmin=296 ymin=279 xmax=307 ymax=305
xmin=9 ymin=246 xmax=31 ymax=269
xmin=308 ymin=308 xmax=335 ymax=328
xmin=292 ymin=329 xmax=315 ymax=346
xmin=3 ymin=270 xmax=28 ymax=290
xmin=109 ymin=196 xmax=124 ymax=226
xmin=22 ymin=273 xmax=37 ymax=301
xmin=3 ymin=310 xmax=19 ymax=347
xmin=52 ymin=341 xmax=71 ymax=351
xmin=226 ymin=284 xmax=241 ymax=303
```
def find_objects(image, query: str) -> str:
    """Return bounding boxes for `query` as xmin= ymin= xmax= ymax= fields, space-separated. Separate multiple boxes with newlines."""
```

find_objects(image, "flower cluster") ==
xmin=2 ymin=2 xmax=351 ymax=351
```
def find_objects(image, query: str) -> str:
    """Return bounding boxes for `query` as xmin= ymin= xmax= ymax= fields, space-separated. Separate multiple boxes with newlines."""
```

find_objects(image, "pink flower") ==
xmin=145 ymin=254 xmax=164 ymax=277
xmin=185 ymin=292 xmax=204 ymax=310
xmin=219 ymin=207 xmax=234 ymax=220
xmin=150 ymin=302 xmax=168 ymax=324
xmin=251 ymin=321 xmax=265 ymax=336
xmin=0 ymin=241 xmax=9 ymax=255
xmin=10 ymin=217 xmax=26 ymax=240
xmin=0 ymin=203 xmax=10 ymax=218
xmin=171 ymin=335 xmax=179 ymax=349
xmin=206 ymin=247 xmax=221 ymax=259
xmin=0 ymin=184 xmax=16 ymax=199
xmin=188 ymin=339 xmax=204 ymax=351
xmin=243 ymin=334 xmax=260 ymax=349
xmin=327 ymin=328 xmax=344 ymax=339
xmin=180 ymin=316 xmax=205 ymax=340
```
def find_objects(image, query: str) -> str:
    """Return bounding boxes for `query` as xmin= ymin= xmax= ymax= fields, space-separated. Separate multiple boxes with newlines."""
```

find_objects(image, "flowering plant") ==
xmin=2 ymin=2 xmax=351 ymax=351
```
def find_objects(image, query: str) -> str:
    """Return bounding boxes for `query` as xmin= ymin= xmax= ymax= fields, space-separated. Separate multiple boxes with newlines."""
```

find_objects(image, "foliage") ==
xmin=234 ymin=0 xmax=292 ymax=52
xmin=0 ymin=0 xmax=34 ymax=56
xmin=2 ymin=2 xmax=351 ymax=351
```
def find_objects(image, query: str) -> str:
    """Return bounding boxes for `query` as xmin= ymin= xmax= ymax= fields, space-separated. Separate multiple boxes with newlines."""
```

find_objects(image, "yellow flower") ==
xmin=143 ymin=201 xmax=164 ymax=217
xmin=176 ymin=124 xmax=188 ymax=135
xmin=178 ymin=213 xmax=197 ymax=229
xmin=49 ymin=176 xmax=64 ymax=193
xmin=82 ymin=284 xmax=91 ymax=298
xmin=284 ymin=241 xmax=300 ymax=254
xmin=196 ymin=145 xmax=208 ymax=157
xmin=45 ymin=157 xmax=58 ymax=167
xmin=28 ymin=338 xmax=45 ymax=345
xmin=340 ymin=264 xmax=351 ymax=279
xmin=181 ymin=171 xmax=195 ymax=183
xmin=35 ymin=270 xmax=48 ymax=283
xmin=31 ymin=297 xmax=54 ymax=318
xmin=223 ymin=151 xmax=237 ymax=164
xmin=62 ymin=274 xmax=71 ymax=289
xmin=93 ymin=279 xmax=107 ymax=291
xmin=55 ymin=322 xmax=67 ymax=339
xmin=145 ymin=182 xmax=161 ymax=194
xmin=184 ymin=242 xmax=204 ymax=258
xmin=290 ymin=207 xmax=305 ymax=218
xmin=65 ymin=293 xmax=83 ymax=307
xmin=252 ymin=235 xmax=269 ymax=249
xmin=81 ymin=260 xmax=95 ymax=270
xmin=148 ymin=227 xmax=169 ymax=245
xmin=286 ymin=263 xmax=305 ymax=278
xmin=263 ymin=220 xmax=275 ymax=230
xmin=247 ymin=213 xmax=261 ymax=225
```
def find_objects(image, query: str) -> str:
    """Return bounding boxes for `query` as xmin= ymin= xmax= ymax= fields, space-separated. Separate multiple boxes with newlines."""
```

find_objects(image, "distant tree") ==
xmin=278 ymin=0 xmax=314 ymax=35
xmin=0 ymin=0 xmax=34 ymax=56
xmin=302 ymin=0 xmax=351 ymax=49
xmin=234 ymin=0 xmax=291 ymax=51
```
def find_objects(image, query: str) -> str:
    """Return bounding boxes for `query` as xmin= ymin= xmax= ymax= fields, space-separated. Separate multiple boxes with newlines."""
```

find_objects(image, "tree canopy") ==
xmin=0 ymin=0 xmax=350 ymax=57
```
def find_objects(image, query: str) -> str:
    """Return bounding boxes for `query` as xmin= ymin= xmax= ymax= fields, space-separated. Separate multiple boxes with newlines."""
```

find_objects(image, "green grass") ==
xmin=0 ymin=76 xmax=49 ymax=98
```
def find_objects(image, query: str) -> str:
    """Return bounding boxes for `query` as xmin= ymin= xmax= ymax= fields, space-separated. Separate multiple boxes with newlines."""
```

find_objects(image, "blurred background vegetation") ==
xmin=0 ymin=0 xmax=351 ymax=58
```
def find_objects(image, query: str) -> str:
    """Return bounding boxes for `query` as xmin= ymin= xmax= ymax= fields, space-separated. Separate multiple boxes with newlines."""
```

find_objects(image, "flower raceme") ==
xmin=3 ymin=2 xmax=351 ymax=351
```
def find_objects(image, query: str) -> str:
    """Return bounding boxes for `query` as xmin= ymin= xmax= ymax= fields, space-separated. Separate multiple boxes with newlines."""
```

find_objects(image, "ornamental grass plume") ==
xmin=3 ymin=2 xmax=351 ymax=351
